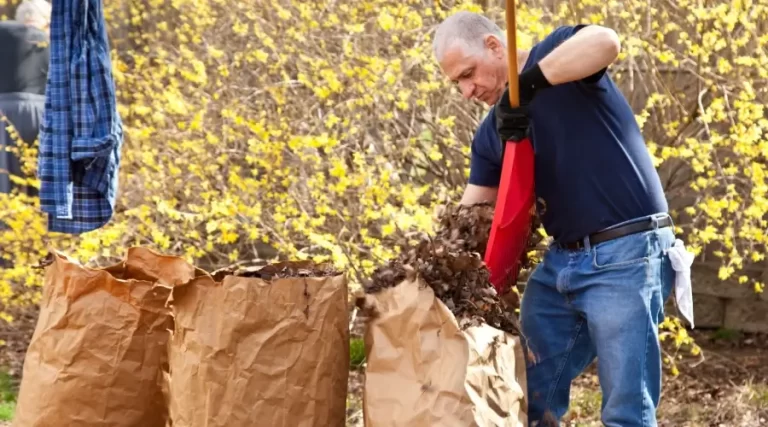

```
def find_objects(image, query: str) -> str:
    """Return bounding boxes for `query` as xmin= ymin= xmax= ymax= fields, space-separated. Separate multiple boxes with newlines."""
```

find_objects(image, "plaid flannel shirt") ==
xmin=37 ymin=0 xmax=123 ymax=234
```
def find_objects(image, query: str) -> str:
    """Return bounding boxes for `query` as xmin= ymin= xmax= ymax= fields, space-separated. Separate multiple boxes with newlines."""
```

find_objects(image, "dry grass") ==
xmin=345 ymin=368 xmax=768 ymax=427
xmin=561 ymin=370 xmax=768 ymax=427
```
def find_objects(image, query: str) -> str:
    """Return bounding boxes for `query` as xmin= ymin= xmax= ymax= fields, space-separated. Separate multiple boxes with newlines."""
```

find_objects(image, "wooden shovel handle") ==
xmin=505 ymin=0 xmax=519 ymax=107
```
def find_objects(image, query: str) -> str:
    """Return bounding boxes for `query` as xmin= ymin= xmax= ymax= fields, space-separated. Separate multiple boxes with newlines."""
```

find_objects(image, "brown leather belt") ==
xmin=556 ymin=215 xmax=673 ymax=250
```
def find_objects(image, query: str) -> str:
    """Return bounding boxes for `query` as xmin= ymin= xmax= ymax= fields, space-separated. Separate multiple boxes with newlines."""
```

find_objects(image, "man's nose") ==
xmin=459 ymin=81 xmax=474 ymax=99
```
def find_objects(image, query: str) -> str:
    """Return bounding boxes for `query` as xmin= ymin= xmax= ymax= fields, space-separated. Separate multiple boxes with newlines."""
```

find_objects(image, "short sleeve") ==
xmin=468 ymin=109 xmax=502 ymax=187
xmin=538 ymin=24 xmax=607 ymax=84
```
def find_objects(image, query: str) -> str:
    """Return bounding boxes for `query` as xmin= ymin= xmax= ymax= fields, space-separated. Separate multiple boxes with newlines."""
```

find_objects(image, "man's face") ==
xmin=439 ymin=35 xmax=507 ymax=106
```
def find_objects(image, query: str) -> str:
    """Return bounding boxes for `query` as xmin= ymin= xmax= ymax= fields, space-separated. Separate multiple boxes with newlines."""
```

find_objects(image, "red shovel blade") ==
xmin=484 ymin=137 xmax=536 ymax=294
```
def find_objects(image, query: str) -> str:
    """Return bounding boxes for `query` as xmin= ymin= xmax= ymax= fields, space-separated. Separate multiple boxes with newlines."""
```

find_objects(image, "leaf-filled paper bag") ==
xmin=167 ymin=261 xmax=349 ymax=427
xmin=362 ymin=277 xmax=528 ymax=427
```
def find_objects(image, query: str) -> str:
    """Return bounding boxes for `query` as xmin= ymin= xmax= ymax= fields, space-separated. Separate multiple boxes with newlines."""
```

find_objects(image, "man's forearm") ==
xmin=538 ymin=25 xmax=621 ymax=85
xmin=460 ymin=184 xmax=498 ymax=205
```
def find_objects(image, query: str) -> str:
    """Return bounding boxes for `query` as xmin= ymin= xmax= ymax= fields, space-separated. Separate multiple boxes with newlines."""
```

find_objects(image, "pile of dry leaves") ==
xmin=211 ymin=261 xmax=341 ymax=281
xmin=364 ymin=202 xmax=539 ymax=336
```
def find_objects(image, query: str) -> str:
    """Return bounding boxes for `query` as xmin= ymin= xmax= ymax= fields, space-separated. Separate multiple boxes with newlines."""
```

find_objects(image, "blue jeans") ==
xmin=520 ymin=215 xmax=676 ymax=426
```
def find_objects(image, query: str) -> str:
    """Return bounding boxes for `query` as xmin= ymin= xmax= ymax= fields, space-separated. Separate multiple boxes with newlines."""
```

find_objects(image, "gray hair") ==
xmin=15 ymin=0 xmax=52 ymax=29
xmin=432 ymin=11 xmax=506 ymax=62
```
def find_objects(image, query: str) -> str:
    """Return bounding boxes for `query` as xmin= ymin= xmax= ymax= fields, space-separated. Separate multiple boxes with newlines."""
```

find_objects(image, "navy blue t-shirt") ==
xmin=469 ymin=25 xmax=668 ymax=244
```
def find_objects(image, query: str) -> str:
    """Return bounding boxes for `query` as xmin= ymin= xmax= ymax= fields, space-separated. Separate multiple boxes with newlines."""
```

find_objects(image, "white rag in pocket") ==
xmin=666 ymin=239 xmax=695 ymax=328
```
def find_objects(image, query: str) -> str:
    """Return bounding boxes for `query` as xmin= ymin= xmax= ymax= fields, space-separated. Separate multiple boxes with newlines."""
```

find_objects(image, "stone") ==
xmin=724 ymin=299 xmax=768 ymax=333
xmin=691 ymin=266 xmax=757 ymax=299
xmin=680 ymin=294 xmax=726 ymax=329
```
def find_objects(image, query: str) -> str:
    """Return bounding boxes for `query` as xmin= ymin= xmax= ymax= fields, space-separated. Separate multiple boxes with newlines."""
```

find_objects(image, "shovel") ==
xmin=483 ymin=0 xmax=537 ymax=295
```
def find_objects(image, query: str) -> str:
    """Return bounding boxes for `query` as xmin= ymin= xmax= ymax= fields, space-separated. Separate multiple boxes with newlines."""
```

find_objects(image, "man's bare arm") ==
xmin=538 ymin=25 xmax=620 ymax=85
xmin=460 ymin=184 xmax=498 ymax=205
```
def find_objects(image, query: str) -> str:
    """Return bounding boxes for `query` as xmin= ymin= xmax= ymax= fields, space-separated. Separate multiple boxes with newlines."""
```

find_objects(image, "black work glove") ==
xmin=495 ymin=63 xmax=553 ymax=143
xmin=495 ymin=87 xmax=530 ymax=143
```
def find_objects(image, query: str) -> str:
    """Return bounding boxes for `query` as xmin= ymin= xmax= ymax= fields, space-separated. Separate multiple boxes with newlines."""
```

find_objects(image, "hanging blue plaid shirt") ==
xmin=37 ymin=0 xmax=123 ymax=234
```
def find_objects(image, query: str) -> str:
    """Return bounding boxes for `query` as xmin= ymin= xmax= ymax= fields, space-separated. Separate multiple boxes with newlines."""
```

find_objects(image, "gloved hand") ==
xmin=494 ymin=87 xmax=530 ymax=143
xmin=495 ymin=63 xmax=553 ymax=143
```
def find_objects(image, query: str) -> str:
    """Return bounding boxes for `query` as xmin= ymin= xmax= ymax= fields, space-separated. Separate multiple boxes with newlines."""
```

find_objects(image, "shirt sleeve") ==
xmin=542 ymin=24 xmax=608 ymax=84
xmin=468 ymin=109 xmax=502 ymax=187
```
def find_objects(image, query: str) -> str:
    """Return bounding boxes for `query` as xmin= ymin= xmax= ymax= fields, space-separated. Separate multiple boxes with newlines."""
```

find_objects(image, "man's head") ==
xmin=14 ymin=0 xmax=51 ymax=33
xmin=433 ymin=11 xmax=509 ymax=106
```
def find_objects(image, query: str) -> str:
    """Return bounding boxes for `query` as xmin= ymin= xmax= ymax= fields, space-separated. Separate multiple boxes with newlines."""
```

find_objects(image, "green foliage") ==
xmin=0 ymin=370 xmax=16 ymax=422
xmin=711 ymin=327 xmax=743 ymax=342
xmin=0 ymin=402 xmax=14 ymax=422
xmin=0 ymin=371 xmax=14 ymax=403
xmin=349 ymin=338 xmax=366 ymax=369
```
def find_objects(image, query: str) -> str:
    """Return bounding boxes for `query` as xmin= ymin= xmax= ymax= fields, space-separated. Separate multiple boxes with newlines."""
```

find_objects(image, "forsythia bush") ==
xmin=0 ymin=0 xmax=765 ymax=329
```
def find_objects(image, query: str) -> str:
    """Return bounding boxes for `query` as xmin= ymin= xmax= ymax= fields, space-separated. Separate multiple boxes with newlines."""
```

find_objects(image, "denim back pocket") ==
xmin=591 ymin=230 xmax=652 ymax=270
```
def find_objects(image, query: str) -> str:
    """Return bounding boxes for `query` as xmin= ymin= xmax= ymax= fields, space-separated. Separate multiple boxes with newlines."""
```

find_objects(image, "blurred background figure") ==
xmin=0 ymin=0 xmax=51 ymax=196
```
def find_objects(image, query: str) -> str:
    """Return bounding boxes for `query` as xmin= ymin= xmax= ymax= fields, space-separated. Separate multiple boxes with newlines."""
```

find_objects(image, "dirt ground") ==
xmin=346 ymin=326 xmax=768 ymax=427
xmin=2 ymin=304 xmax=765 ymax=427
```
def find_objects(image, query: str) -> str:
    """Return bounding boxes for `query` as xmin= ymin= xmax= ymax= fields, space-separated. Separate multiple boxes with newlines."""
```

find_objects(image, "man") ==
xmin=0 ymin=0 xmax=51 ymax=195
xmin=433 ymin=11 xmax=676 ymax=427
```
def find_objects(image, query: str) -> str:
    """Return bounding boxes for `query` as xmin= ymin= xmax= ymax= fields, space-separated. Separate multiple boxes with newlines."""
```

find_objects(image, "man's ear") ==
xmin=484 ymin=34 xmax=504 ymax=58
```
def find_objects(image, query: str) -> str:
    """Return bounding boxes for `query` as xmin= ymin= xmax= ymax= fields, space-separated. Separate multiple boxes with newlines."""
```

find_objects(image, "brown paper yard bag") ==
xmin=167 ymin=261 xmax=350 ymax=427
xmin=13 ymin=247 xmax=197 ymax=427
xmin=363 ymin=277 xmax=528 ymax=427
